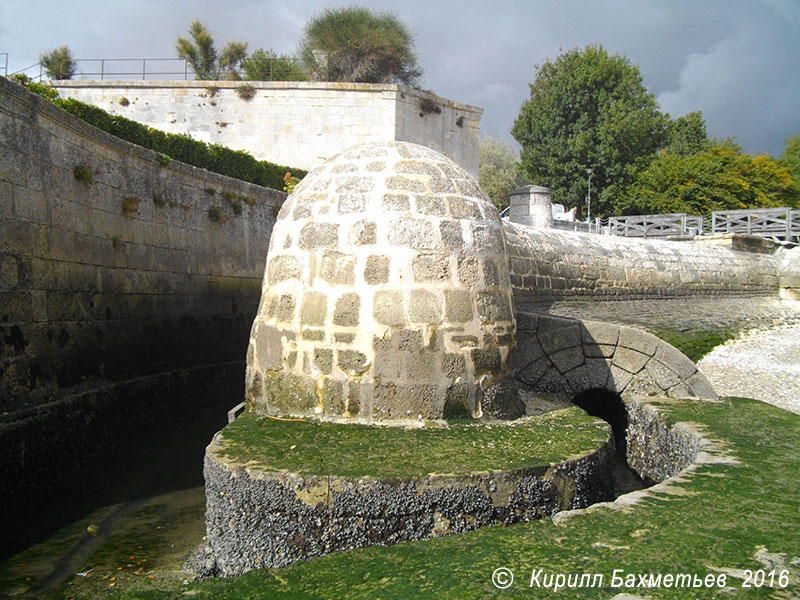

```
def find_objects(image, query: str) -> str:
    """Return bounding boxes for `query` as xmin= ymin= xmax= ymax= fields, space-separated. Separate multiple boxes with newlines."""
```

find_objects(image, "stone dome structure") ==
xmin=245 ymin=141 xmax=520 ymax=422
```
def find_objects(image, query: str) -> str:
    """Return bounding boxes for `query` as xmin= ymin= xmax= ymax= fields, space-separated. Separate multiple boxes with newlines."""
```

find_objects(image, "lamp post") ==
xmin=585 ymin=167 xmax=593 ymax=223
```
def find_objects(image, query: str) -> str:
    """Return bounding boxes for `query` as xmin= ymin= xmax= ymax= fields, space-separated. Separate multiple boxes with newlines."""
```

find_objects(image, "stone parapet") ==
xmin=503 ymin=221 xmax=780 ymax=300
xmin=53 ymin=80 xmax=482 ymax=177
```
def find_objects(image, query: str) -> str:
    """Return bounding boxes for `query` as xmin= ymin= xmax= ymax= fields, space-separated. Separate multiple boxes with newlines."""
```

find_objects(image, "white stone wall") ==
xmin=53 ymin=81 xmax=482 ymax=177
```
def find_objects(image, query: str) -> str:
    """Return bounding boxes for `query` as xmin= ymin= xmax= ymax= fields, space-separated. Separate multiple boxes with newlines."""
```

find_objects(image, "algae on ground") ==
xmin=6 ymin=397 xmax=800 ymax=600
xmin=211 ymin=407 xmax=611 ymax=478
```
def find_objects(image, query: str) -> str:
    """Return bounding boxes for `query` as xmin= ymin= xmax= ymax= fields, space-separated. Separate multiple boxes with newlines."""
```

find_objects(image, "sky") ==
xmin=2 ymin=0 xmax=799 ymax=158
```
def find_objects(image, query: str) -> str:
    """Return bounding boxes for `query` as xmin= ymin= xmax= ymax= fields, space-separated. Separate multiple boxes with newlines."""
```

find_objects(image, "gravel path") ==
xmin=698 ymin=322 xmax=800 ymax=414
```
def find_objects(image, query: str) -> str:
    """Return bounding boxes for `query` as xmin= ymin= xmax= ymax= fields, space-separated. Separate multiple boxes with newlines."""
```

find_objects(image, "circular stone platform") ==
xmin=198 ymin=407 xmax=614 ymax=576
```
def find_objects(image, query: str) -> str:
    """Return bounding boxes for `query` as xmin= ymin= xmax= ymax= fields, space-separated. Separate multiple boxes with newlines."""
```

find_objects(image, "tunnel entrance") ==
xmin=572 ymin=388 xmax=646 ymax=497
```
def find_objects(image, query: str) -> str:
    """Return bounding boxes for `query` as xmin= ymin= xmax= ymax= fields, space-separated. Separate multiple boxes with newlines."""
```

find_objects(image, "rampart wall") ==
xmin=1 ymin=76 xmax=284 ymax=410
xmin=0 ymin=76 xmax=284 ymax=535
xmin=504 ymin=221 xmax=780 ymax=302
xmin=53 ymin=81 xmax=482 ymax=177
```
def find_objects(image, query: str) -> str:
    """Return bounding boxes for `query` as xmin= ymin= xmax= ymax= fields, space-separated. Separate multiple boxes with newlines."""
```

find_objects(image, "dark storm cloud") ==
xmin=2 ymin=0 xmax=798 ymax=156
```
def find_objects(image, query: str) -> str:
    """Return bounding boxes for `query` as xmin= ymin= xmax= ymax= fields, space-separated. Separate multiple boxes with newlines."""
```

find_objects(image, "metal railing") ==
xmin=711 ymin=207 xmax=800 ymax=243
xmin=601 ymin=208 xmax=798 ymax=244
xmin=1 ymin=53 xmax=7 ymax=77
xmin=4 ymin=55 xmax=308 ymax=82
xmin=606 ymin=213 xmax=703 ymax=238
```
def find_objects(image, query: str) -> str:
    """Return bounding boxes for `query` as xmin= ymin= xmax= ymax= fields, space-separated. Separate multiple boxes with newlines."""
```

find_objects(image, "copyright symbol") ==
xmin=492 ymin=567 xmax=514 ymax=589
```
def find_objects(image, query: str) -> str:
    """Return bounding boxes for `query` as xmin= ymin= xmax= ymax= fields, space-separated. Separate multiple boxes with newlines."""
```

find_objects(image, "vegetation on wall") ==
xmin=176 ymin=21 xmax=248 ymax=81
xmin=39 ymin=45 xmax=76 ymax=80
xmin=243 ymin=49 xmax=308 ymax=82
xmin=299 ymin=6 xmax=423 ymax=85
xmin=11 ymin=74 xmax=305 ymax=191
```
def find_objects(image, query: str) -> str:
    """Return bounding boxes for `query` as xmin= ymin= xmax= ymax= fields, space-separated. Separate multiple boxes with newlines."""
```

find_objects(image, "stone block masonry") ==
xmin=504 ymin=221 xmax=780 ymax=300
xmin=246 ymin=141 xmax=519 ymax=423
xmin=0 ymin=76 xmax=285 ymax=411
xmin=53 ymin=81 xmax=482 ymax=178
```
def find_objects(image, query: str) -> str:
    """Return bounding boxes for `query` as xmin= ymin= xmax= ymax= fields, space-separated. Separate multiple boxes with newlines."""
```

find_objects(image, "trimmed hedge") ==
xmin=12 ymin=76 xmax=305 ymax=191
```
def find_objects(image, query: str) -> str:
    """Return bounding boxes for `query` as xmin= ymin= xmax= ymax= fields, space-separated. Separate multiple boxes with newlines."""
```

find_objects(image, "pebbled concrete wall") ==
xmin=196 ymin=426 xmax=614 ymax=576
xmin=53 ymin=80 xmax=482 ymax=177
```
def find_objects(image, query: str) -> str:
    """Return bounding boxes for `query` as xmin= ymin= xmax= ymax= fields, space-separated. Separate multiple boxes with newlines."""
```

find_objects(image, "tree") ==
xmin=176 ymin=21 xmax=247 ymax=80
xmin=479 ymin=137 xmax=526 ymax=212
xmin=615 ymin=142 xmax=799 ymax=215
xmin=512 ymin=45 xmax=668 ymax=217
xmin=299 ymin=6 xmax=422 ymax=85
xmin=665 ymin=111 xmax=711 ymax=156
xmin=244 ymin=48 xmax=308 ymax=81
xmin=40 ymin=46 xmax=76 ymax=80
xmin=781 ymin=134 xmax=800 ymax=191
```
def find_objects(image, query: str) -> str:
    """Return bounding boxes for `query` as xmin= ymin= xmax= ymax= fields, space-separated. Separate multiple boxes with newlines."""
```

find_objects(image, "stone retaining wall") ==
xmin=197 ymin=427 xmax=615 ymax=576
xmin=625 ymin=399 xmax=704 ymax=483
xmin=0 ymin=76 xmax=283 ymax=533
xmin=1 ymin=76 xmax=284 ymax=412
xmin=504 ymin=222 xmax=780 ymax=300
xmin=53 ymin=80 xmax=482 ymax=177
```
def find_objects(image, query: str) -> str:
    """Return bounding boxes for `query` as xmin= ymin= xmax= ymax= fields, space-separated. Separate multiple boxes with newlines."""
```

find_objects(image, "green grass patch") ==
xmin=214 ymin=408 xmax=610 ymax=478
xmin=647 ymin=326 xmax=740 ymax=362
xmin=7 ymin=397 xmax=800 ymax=599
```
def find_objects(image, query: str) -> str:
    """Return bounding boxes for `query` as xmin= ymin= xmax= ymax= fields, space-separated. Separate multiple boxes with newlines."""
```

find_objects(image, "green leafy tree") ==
xmin=244 ymin=48 xmax=308 ymax=81
xmin=512 ymin=45 xmax=668 ymax=217
xmin=299 ymin=6 xmax=422 ymax=85
xmin=665 ymin=111 xmax=711 ymax=156
xmin=616 ymin=142 xmax=799 ymax=215
xmin=40 ymin=46 xmax=76 ymax=80
xmin=176 ymin=21 xmax=247 ymax=80
xmin=479 ymin=137 xmax=526 ymax=212
xmin=780 ymin=134 xmax=800 ymax=191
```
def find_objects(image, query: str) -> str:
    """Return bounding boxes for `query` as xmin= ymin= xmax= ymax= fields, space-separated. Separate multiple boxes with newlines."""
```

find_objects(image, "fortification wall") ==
xmin=504 ymin=221 xmax=780 ymax=302
xmin=53 ymin=81 xmax=482 ymax=177
xmin=0 ymin=75 xmax=284 ymax=413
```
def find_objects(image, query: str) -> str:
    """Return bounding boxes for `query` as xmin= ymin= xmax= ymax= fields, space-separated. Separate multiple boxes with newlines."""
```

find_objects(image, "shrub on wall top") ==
xmin=10 ymin=75 xmax=305 ymax=191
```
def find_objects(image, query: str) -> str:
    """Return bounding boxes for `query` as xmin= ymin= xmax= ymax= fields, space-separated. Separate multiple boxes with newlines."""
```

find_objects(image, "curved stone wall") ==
xmin=504 ymin=222 xmax=780 ymax=301
xmin=0 ymin=76 xmax=284 ymax=533
xmin=514 ymin=312 xmax=717 ymax=400
xmin=246 ymin=142 xmax=517 ymax=422
xmin=1 ymin=76 xmax=284 ymax=411
xmin=198 ymin=423 xmax=615 ymax=576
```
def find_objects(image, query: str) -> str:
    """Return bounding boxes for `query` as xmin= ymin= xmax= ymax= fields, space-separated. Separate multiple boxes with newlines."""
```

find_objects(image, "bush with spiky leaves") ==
xmin=176 ymin=21 xmax=247 ymax=81
xmin=299 ymin=6 xmax=422 ymax=86
xmin=244 ymin=48 xmax=308 ymax=82
xmin=40 ymin=46 xmax=76 ymax=80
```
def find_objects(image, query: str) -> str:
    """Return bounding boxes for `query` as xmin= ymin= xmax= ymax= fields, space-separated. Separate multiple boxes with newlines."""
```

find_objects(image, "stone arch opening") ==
xmin=572 ymin=387 xmax=645 ymax=496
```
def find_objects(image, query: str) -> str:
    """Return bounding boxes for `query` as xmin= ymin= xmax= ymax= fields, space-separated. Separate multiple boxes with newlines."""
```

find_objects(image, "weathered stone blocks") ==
xmin=246 ymin=141 xmax=516 ymax=422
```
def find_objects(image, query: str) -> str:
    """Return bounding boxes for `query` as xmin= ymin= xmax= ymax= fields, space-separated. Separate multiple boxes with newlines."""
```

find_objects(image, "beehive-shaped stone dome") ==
xmin=245 ymin=141 xmax=518 ymax=422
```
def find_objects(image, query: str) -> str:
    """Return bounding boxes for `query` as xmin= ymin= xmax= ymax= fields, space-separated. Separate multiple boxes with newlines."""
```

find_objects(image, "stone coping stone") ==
xmin=198 ymin=409 xmax=615 ymax=576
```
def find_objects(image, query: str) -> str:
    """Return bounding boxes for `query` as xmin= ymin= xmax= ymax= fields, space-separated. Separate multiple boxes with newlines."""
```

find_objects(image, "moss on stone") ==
xmin=212 ymin=407 xmax=610 ymax=479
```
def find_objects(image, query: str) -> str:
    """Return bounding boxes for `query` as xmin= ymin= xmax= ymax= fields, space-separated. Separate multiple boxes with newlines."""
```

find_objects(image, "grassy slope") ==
xmin=4 ymin=396 xmax=798 ymax=599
